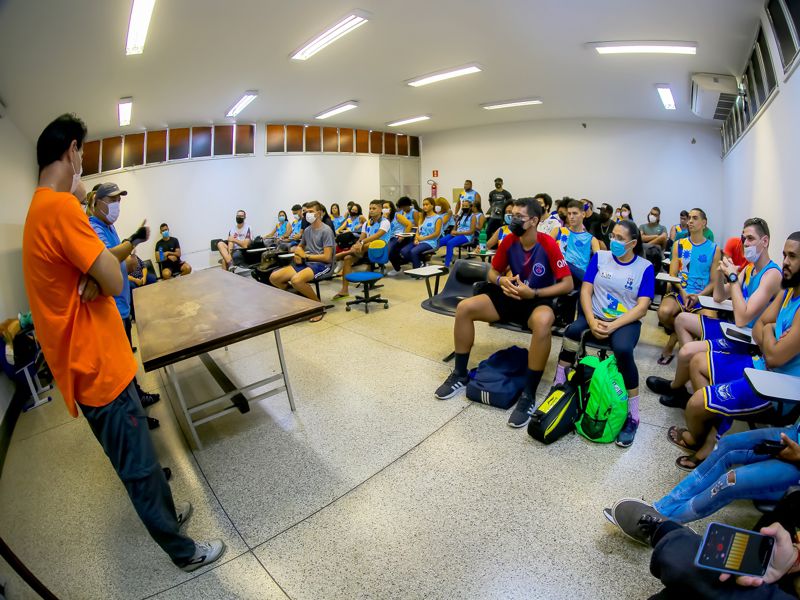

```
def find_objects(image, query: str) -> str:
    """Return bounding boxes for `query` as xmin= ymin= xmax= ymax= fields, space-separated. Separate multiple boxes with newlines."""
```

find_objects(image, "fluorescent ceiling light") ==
xmin=291 ymin=10 xmax=369 ymax=60
xmin=590 ymin=41 xmax=697 ymax=55
xmin=226 ymin=91 xmax=258 ymax=118
xmin=118 ymin=97 xmax=133 ymax=126
xmin=656 ymin=85 xmax=676 ymax=110
xmin=482 ymin=98 xmax=543 ymax=110
xmin=125 ymin=0 xmax=156 ymax=55
xmin=387 ymin=115 xmax=430 ymax=127
xmin=407 ymin=65 xmax=482 ymax=87
xmin=315 ymin=100 xmax=359 ymax=120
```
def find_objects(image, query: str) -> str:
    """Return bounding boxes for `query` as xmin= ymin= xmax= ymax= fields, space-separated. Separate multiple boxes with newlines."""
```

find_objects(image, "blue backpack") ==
xmin=466 ymin=346 xmax=529 ymax=409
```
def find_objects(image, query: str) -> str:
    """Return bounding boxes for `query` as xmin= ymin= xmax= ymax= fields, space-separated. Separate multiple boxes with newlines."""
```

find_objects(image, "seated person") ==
xmin=269 ymin=201 xmax=334 ymax=316
xmin=336 ymin=202 xmax=365 ymax=238
xmin=668 ymin=209 xmax=689 ymax=251
xmin=640 ymin=206 xmax=668 ymax=251
xmin=615 ymin=203 xmax=633 ymax=223
xmin=551 ymin=199 xmax=599 ymax=284
xmin=438 ymin=196 xmax=480 ymax=268
xmin=156 ymin=223 xmax=192 ymax=279
xmin=217 ymin=209 xmax=252 ymax=270
xmin=648 ymin=218 xmax=781 ymax=407
xmin=535 ymin=193 xmax=561 ymax=235
xmin=434 ymin=197 xmax=573 ymax=429
xmin=397 ymin=197 xmax=443 ymax=269
xmin=385 ymin=200 xmax=414 ymax=274
xmin=553 ymin=221 xmax=654 ymax=447
xmin=396 ymin=196 xmax=420 ymax=227
xmin=657 ymin=208 xmax=721 ymax=364
xmin=264 ymin=210 xmax=290 ymax=242
xmin=434 ymin=197 xmax=454 ymax=237
xmin=330 ymin=203 xmax=346 ymax=232
xmin=127 ymin=250 xmax=157 ymax=288
xmin=667 ymin=233 xmax=800 ymax=470
xmin=332 ymin=199 xmax=391 ymax=300
xmin=486 ymin=200 xmax=514 ymax=249
xmin=283 ymin=204 xmax=304 ymax=248
xmin=606 ymin=492 xmax=800 ymax=599
xmin=675 ymin=215 xmax=715 ymax=242
xmin=589 ymin=203 xmax=615 ymax=250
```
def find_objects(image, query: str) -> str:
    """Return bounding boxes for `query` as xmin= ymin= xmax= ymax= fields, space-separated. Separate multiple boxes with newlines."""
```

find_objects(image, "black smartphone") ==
xmin=726 ymin=328 xmax=753 ymax=344
xmin=754 ymin=440 xmax=786 ymax=455
xmin=695 ymin=522 xmax=774 ymax=577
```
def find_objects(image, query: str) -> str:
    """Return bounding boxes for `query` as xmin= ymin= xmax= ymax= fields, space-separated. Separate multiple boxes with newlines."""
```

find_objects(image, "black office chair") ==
xmin=421 ymin=259 xmax=490 ymax=316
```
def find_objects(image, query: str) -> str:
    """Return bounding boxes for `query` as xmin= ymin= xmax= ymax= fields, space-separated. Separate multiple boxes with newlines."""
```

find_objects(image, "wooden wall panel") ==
xmin=286 ymin=125 xmax=303 ymax=152
xmin=396 ymin=134 xmax=408 ymax=156
xmin=101 ymin=136 xmax=122 ymax=171
xmin=384 ymin=132 xmax=396 ymax=155
xmin=82 ymin=140 xmax=100 ymax=175
xmin=355 ymin=129 xmax=369 ymax=153
xmin=410 ymin=136 xmax=420 ymax=157
xmin=305 ymin=126 xmax=321 ymax=152
xmin=322 ymin=127 xmax=338 ymax=152
xmin=266 ymin=125 xmax=285 ymax=153
xmin=235 ymin=125 xmax=255 ymax=154
xmin=146 ymin=130 xmax=167 ymax=164
xmin=168 ymin=128 xmax=190 ymax=160
xmin=370 ymin=130 xmax=383 ymax=154
xmin=339 ymin=128 xmax=354 ymax=152
xmin=214 ymin=125 xmax=234 ymax=156
xmin=191 ymin=127 xmax=212 ymax=158
xmin=123 ymin=133 xmax=145 ymax=168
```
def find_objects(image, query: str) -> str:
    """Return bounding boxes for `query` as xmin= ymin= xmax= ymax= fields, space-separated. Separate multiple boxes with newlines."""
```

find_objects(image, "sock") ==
xmin=525 ymin=369 xmax=544 ymax=397
xmin=628 ymin=395 xmax=640 ymax=423
xmin=454 ymin=352 xmax=470 ymax=377
xmin=554 ymin=364 xmax=567 ymax=385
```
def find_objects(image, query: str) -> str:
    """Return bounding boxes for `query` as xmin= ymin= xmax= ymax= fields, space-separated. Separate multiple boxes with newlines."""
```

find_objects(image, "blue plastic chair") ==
xmin=345 ymin=241 xmax=389 ymax=313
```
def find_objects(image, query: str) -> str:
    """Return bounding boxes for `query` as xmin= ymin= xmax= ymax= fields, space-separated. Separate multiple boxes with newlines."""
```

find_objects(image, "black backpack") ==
xmin=527 ymin=362 xmax=593 ymax=444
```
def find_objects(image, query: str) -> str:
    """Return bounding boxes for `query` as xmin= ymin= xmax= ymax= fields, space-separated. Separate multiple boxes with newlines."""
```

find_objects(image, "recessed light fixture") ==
xmin=656 ymin=85 xmax=676 ymax=110
xmin=387 ymin=115 xmax=430 ymax=127
xmin=118 ymin=97 xmax=133 ymax=126
xmin=291 ymin=10 xmax=370 ymax=61
xmin=589 ymin=41 xmax=697 ymax=55
xmin=226 ymin=91 xmax=258 ymax=118
xmin=407 ymin=64 xmax=482 ymax=88
xmin=482 ymin=98 xmax=543 ymax=110
xmin=125 ymin=0 xmax=156 ymax=55
xmin=315 ymin=100 xmax=359 ymax=120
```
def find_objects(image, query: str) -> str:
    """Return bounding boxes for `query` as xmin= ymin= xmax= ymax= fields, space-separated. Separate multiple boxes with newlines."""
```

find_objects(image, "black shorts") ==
xmin=481 ymin=283 xmax=553 ymax=328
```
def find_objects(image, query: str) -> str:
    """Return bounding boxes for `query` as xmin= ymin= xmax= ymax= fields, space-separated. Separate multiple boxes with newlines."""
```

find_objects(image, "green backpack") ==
xmin=575 ymin=355 xmax=628 ymax=443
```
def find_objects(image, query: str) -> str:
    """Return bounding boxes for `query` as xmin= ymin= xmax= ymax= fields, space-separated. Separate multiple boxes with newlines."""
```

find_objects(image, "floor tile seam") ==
xmin=12 ymin=415 xmax=79 ymax=444
xmin=248 ymin=402 xmax=474 ymax=551
xmin=251 ymin=551 xmax=294 ymax=600
xmin=135 ymin=549 xmax=253 ymax=600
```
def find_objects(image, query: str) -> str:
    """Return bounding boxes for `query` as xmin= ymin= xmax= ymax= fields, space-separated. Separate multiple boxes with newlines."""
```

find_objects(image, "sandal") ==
xmin=657 ymin=354 xmax=675 ymax=365
xmin=667 ymin=426 xmax=700 ymax=452
xmin=309 ymin=313 xmax=325 ymax=323
xmin=331 ymin=292 xmax=350 ymax=301
xmin=676 ymin=454 xmax=704 ymax=472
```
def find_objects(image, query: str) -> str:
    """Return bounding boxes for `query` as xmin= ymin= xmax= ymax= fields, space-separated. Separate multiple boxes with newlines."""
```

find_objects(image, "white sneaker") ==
xmin=175 ymin=501 xmax=192 ymax=528
xmin=179 ymin=539 xmax=226 ymax=572
xmin=386 ymin=269 xmax=401 ymax=277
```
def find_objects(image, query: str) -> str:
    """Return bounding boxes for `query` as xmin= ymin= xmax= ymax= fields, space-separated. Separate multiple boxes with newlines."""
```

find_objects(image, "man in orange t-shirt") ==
xmin=22 ymin=114 xmax=224 ymax=572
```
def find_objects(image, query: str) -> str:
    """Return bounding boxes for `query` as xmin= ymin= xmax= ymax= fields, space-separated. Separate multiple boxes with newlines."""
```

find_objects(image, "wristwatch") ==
xmin=727 ymin=273 xmax=738 ymax=284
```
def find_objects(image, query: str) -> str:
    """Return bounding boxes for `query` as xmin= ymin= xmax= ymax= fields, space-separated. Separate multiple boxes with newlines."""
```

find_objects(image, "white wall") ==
xmin=420 ymin=118 xmax=723 ymax=233
xmin=722 ymin=67 xmax=800 ymax=250
xmin=83 ymin=152 xmax=382 ymax=268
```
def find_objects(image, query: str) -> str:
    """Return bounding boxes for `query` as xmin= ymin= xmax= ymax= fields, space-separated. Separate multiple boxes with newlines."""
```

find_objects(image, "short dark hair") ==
xmin=789 ymin=232 xmax=800 ymax=244
xmin=37 ymin=113 xmax=87 ymax=172
xmin=160 ymin=222 xmax=168 ymax=229
xmin=306 ymin=200 xmax=324 ymax=212
xmin=291 ymin=204 xmax=302 ymax=211
xmin=397 ymin=196 xmax=413 ymax=208
xmin=743 ymin=217 xmax=770 ymax=239
xmin=534 ymin=193 xmax=552 ymax=211
xmin=567 ymin=199 xmax=583 ymax=211
xmin=513 ymin=197 xmax=543 ymax=220
xmin=369 ymin=199 xmax=383 ymax=208
xmin=690 ymin=208 xmax=707 ymax=221
xmin=558 ymin=197 xmax=573 ymax=210
xmin=236 ymin=209 xmax=246 ymax=216
xmin=680 ymin=210 xmax=689 ymax=217
xmin=494 ymin=177 xmax=503 ymax=183
xmin=464 ymin=179 xmax=473 ymax=184
xmin=651 ymin=206 xmax=661 ymax=215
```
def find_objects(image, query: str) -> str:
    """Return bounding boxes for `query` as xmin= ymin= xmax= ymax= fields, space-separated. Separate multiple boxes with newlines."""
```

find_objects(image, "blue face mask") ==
xmin=278 ymin=215 xmax=286 ymax=223
xmin=610 ymin=239 xmax=628 ymax=257
xmin=504 ymin=214 xmax=513 ymax=225
xmin=161 ymin=230 xmax=169 ymax=239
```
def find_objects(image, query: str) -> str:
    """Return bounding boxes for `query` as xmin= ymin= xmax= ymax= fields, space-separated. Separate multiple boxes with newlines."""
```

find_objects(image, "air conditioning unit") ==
xmin=691 ymin=74 xmax=739 ymax=120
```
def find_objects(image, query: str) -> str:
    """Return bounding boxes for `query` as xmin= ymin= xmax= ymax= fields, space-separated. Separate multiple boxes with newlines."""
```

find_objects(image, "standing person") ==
xmin=434 ymin=198 xmax=573 ymax=429
xmin=155 ymin=223 xmax=192 ymax=279
xmin=485 ymin=177 xmax=513 ymax=239
xmin=216 ymin=209 xmax=251 ymax=270
xmin=398 ymin=197 xmax=443 ymax=269
xmin=23 ymin=114 xmax=224 ymax=571
xmin=589 ymin=203 xmax=615 ymax=250
xmin=553 ymin=221 xmax=655 ymax=447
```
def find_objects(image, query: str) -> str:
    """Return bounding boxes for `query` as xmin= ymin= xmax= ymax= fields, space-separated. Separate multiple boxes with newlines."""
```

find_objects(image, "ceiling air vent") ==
xmin=691 ymin=74 xmax=739 ymax=120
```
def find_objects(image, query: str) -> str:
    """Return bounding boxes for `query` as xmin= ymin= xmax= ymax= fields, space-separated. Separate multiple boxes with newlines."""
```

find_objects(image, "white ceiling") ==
xmin=0 ymin=0 xmax=763 ymax=141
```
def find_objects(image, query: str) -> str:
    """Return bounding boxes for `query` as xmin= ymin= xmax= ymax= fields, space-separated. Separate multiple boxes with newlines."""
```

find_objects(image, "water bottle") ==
xmin=478 ymin=227 xmax=487 ymax=253
xmin=159 ymin=248 xmax=165 ymax=262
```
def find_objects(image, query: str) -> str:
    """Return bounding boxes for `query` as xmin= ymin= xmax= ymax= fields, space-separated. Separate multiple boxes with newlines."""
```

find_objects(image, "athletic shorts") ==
xmin=480 ymin=283 xmax=553 ymax=328
xmin=664 ymin=291 xmax=702 ymax=313
xmin=707 ymin=349 xmax=755 ymax=386
xmin=292 ymin=261 xmax=332 ymax=279
xmin=703 ymin=376 xmax=771 ymax=418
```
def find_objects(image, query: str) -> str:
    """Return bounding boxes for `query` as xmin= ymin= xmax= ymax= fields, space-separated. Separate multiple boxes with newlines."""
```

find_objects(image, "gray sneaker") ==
xmin=175 ymin=501 xmax=192 ymax=528
xmin=435 ymin=371 xmax=469 ymax=400
xmin=507 ymin=390 xmax=536 ymax=428
xmin=179 ymin=539 xmax=226 ymax=572
xmin=610 ymin=498 xmax=666 ymax=546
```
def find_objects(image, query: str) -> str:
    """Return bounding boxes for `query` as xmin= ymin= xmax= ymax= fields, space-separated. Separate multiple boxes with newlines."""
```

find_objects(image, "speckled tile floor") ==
xmin=0 ymin=264 xmax=759 ymax=599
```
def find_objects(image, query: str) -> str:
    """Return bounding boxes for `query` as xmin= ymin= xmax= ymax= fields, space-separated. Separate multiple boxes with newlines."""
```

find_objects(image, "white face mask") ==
xmin=744 ymin=244 xmax=761 ymax=263
xmin=70 ymin=147 xmax=83 ymax=194
xmin=620 ymin=210 xmax=630 ymax=219
xmin=382 ymin=207 xmax=390 ymax=215
xmin=104 ymin=201 xmax=120 ymax=223
xmin=648 ymin=214 xmax=658 ymax=224
xmin=434 ymin=205 xmax=442 ymax=213
xmin=306 ymin=212 xmax=317 ymax=224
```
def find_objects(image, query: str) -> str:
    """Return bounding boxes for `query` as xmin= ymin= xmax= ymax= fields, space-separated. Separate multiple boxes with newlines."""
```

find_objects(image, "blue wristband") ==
xmin=496 ymin=275 xmax=501 ymax=286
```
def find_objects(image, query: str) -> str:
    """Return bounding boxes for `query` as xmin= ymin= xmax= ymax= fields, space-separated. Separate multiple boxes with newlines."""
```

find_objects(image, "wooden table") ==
xmin=134 ymin=268 xmax=323 ymax=448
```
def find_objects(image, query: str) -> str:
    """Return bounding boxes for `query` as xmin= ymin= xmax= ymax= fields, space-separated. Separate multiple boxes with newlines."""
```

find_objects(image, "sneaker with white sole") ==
xmin=179 ymin=539 xmax=226 ymax=572
xmin=435 ymin=371 xmax=469 ymax=399
xmin=507 ymin=390 xmax=536 ymax=428
xmin=615 ymin=415 xmax=638 ymax=448
xmin=175 ymin=501 xmax=192 ymax=528
xmin=386 ymin=269 xmax=401 ymax=277
xmin=611 ymin=499 xmax=668 ymax=547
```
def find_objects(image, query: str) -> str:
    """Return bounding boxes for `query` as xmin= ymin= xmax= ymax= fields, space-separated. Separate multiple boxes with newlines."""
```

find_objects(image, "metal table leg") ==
xmin=275 ymin=329 xmax=296 ymax=411
xmin=165 ymin=363 xmax=203 ymax=450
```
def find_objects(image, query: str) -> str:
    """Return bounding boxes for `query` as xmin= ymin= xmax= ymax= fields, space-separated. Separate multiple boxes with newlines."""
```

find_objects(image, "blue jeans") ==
xmin=654 ymin=426 xmax=800 ymax=523
xmin=438 ymin=234 xmax=471 ymax=267
xmin=400 ymin=242 xmax=436 ymax=268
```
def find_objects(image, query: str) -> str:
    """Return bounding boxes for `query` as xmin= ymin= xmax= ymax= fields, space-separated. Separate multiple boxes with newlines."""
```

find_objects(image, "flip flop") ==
xmin=309 ymin=313 xmax=325 ymax=323
xmin=676 ymin=454 xmax=704 ymax=472
xmin=657 ymin=354 xmax=675 ymax=365
xmin=667 ymin=426 xmax=700 ymax=452
xmin=331 ymin=292 xmax=350 ymax=301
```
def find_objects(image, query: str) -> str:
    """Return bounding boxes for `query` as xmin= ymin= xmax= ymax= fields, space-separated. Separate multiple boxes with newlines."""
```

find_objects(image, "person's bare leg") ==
xmin=289 ymin=269 xmax=318 ymax=301
xmin=181 ymin=263 xmax=192 ymax=276
xmin=161 ymin=268 xmax=173 ymax=280
xmin=528 ymin=305 xmax=555 ymax=370
xmin=269 ymin=265 xmax=295 ymax=290
xmin=674 ymin=340 xmax=709 ymax=388
xmin=658 ymin=296 xmax=680 ymax=357
xmin=689 ymin=351 xmax=711 ymax=392
xmin=453 ymin=295 xmax=501 ymax=353
xmin=336 ymin=252 xmax=362 ymax=296
xmin=684 ymin=391 xmax=714 ymax=450
xmin=217 ymin=241 xmax=232 ymax=269
xmin=675 ymin=312 xmax=702 ymax=346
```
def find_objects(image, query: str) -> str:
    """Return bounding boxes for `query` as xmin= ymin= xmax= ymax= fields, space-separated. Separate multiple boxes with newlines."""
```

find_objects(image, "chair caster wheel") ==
xmin=383 ymin=303 xmax=389 ymax=309
xmin=346 ymin=306 xmax=351 ymax=312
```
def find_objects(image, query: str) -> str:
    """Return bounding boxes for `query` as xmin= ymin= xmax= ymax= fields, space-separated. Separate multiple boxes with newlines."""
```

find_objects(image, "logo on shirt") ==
xmin=698 ymin=254 xmax=708 ymax=263
xmin=625 ymin=277 xmax=635 ymax=291
xmin=533 ymin=263 xmax=545 ymax=277
xmin=556 ymin=259 xmax=567 ymax=270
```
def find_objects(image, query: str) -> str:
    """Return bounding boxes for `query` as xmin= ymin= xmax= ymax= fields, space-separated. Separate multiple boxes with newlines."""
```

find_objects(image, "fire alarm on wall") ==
xmin=432 ymin=170 xmax=438 ymax=177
